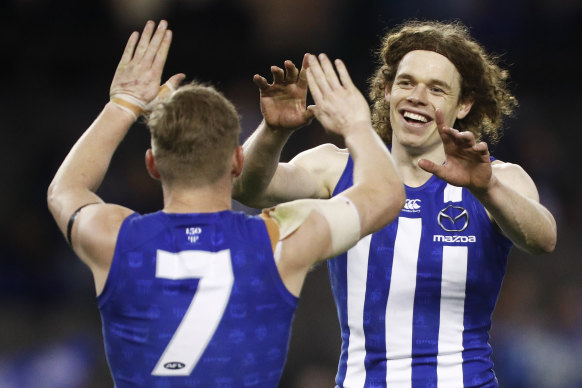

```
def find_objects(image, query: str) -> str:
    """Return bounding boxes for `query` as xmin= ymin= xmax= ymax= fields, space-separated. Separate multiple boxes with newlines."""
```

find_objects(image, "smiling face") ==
xmin=385 ymin=50 xmax=473 ymax=154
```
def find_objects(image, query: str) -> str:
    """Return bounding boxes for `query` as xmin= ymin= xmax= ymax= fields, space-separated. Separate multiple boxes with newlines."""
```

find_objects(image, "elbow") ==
xmin=372 ymin=181 xmax=406 ymax=230
xmin=535 ymin=217 xmax=558 ymax=254
xmin=232 ymin=179 xmax=269 ymax=209
xmin=387 ymin=180 xmax=406 ymax=213
xmin=232 ymin=189 xmax=268 ymax=209
xmin=46 ymin=179 xmax=69 ymax=220
xmin=394 ymin=183 xmax=406 ymax=213
xmin=522 ymin=228 xmax=557 ymax=255
xmin=47 ymin=180 xmax=58 ymax=215
xmin=388 ymin=183 xmax=406 ymax=223
xmin=537 ymin=231 xmax=557 ymax=254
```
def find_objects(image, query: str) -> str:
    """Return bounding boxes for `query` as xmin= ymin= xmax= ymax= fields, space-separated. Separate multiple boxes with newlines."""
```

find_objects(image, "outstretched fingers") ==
xmin=297 ymin=53 xmax=310 ymax=89
xmin=334 ymin=59 xmax=354 ymax=90
xmin=474 ymin=141 xmax=489 ymax=153
xmin=435 ymin=108 xmax=476 ymax=147
xmin=119 ymin=31 xmax=139 ymax=66
xmin=317 ymin=54 xmax=342 ymax=90
xmin=306 ymin=54 xmax=332 ymax=96
xmin=305 ymin=66 xmax=322 ymax=104
xmin=144 ymin=20 xmax=169 ymax=65
xmin=284 ymin=60 xmax=299 ymax=83
xmin=271 ymin=66 xmax=285 ymax=84
xmin=252 ymin=74 xmax=270 ymax=90
xmin=151 ymin=29 xmax=172 ymax=71
xmin=435 ymin=109 xmax=450 ymax=136
xmin=133 ymin=21 xmax=156 ymax=62
xmin=417 ymin=158 xmax=440 ymax=175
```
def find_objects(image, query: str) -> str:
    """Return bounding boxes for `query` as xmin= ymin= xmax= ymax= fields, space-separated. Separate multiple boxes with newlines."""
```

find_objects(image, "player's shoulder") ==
xmin=491 ymin=160 xmax=539 ymax=199
xmin=491 ymin=159 xmax=530 ymax=179
xmin=72 ymin=204 xmax=134 ymax=279
xmin=290 ymin=143 xmax=348 ymax=165
xmin=289 ymin=143 xmax=349 ymax=188
xmin=77 ymin=204 xmax=133 ymax=239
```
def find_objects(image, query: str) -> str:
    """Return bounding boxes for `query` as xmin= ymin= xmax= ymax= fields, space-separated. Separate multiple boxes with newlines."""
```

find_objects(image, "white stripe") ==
xmin=156 ymin=249 xmax=215 ymax=279
xmin=385 ymin=217 xmax=422 ymax=387
xmin=443 ymin=184 xmax=463 ymax=203
xmin=437 ymin=246 xmax=468 ymax=387
xmin=343 ymin=234 xmax=372 ymax=388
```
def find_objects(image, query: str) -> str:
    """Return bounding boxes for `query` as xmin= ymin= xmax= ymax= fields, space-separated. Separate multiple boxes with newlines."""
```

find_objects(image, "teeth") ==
xmin=403 ymin=111 xmax=428 ymax=123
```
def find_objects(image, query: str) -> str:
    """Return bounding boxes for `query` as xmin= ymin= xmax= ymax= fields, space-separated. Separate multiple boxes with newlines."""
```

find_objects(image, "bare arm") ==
xmin=474 ymin=162 xmax=556 ymax=254
xmin=272 ymin=54 xmax=405 ymax=295
xmin=233 ymin=54 xmax=339 ymax=208
xmin=234 ymin=122 xmax=344 ymax=207
xmin=47 ymin=20 xmax=183 ymax=293
xmin=303 ymin=54 xmax=405 ymax=237
xmin=418 ymin=110 xmax=556 ymax=254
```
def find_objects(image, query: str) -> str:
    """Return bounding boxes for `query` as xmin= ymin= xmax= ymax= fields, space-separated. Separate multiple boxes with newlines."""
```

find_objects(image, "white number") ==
xmin=151 ymin=249 xmax=234 ymax=376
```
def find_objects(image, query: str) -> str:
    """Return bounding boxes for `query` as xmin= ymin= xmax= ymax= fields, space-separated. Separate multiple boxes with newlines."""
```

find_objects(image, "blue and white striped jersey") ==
xmin=329 ymin=156 xmax=512 ymax=388
xmin=98 ymin=210 xmax=298 ymax=387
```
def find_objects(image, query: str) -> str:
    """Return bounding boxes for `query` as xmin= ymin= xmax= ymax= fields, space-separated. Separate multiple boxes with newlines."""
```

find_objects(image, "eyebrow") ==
xmin=395 ymin=73 xmax=453 ymax=90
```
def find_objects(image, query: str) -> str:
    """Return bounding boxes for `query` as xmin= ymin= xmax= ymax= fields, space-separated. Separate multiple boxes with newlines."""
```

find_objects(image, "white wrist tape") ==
xmin=110 ymin=82 xmax=176 ymax=120
xmin=145 ymin=82 xmax=176 ymax=111
xmin=110 ymin=93 xmax=147 ymax=120
xmin=266 ymin=195 xmax=361 ymax=257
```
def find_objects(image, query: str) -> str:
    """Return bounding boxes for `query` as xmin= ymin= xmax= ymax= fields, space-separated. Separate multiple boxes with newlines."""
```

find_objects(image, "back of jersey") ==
xmin=97 ymin=210 xmax=298 ymax=387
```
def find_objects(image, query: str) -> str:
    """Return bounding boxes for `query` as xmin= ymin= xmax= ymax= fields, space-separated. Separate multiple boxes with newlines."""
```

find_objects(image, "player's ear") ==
xmin=231 ymin=146 xmax=244 ymax=178
xmin=145 ymin=148 xmax=161 ymax=180
xmin=456 ymin=98 xmax=474 ymax=120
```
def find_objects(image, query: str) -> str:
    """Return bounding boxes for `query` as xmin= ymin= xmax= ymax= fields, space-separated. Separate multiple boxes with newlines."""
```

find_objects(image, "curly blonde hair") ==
xmin=369 ymin=20 xmax=518 ymax=145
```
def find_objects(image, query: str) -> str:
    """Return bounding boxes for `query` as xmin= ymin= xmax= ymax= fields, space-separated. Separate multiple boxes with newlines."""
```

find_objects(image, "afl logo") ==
xmin=164 ymin=362 xmax=186 ymax=370
xmin=437 ymin=205 xmax=469 ymax=232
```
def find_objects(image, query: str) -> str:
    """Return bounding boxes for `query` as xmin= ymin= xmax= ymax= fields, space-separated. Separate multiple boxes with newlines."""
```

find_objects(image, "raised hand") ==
xmin=253 ymin=53 xmax=314 ymax=131
xmin=305 ymin=54 xmax=371 ymax=138
xmin=110 ymin=20 xmax=180 ymax=109
xmin=418 ymin=109 xmax=492 ymax=192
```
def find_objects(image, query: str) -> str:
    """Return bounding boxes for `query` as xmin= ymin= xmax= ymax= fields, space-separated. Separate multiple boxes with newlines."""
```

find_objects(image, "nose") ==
xmin=407 ymin=84 xmax=428 ymax=105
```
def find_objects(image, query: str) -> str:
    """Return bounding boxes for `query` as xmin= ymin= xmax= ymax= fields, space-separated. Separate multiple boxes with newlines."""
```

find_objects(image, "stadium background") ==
xmin=1 ymin=0 xmax=581 ymax=386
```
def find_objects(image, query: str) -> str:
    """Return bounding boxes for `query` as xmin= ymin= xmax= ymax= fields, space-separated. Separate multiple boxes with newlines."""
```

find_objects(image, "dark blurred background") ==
xmin=1 ymin=0 xmax=581 ymax=387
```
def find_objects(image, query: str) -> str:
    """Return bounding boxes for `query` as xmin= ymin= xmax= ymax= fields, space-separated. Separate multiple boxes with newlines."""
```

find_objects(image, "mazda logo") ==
xmin=437 ymin=205 xmax=469 ymax=232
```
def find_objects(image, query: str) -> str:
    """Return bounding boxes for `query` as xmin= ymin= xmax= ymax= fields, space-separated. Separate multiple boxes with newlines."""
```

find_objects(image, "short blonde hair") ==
xmin=147 ymin=82 xmax=241 ymax=186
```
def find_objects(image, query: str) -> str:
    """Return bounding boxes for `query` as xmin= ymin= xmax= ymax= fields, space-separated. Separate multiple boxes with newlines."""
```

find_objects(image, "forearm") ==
xmin=343 ymin=125 xmax=405 ymax=235
xmin=233 ymin=120 xmax=293 ymax=206
xmin=47 ymin=103 xmax=135 ymax=233
xmin=472 ymin=176 xmax=557 ymax=254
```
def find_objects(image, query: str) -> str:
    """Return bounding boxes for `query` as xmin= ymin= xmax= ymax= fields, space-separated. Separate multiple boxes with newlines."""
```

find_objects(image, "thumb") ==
xmin=166 ymin=73 xmax=186 ymax=90
xmin=418 ymin=158 xmax=441 ymax=175
xmin=303 ymin=108 xmax=315 ymax=122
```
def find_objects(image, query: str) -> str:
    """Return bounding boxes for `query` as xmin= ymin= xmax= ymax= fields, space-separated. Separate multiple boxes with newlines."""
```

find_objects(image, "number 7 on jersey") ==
xmin=152 ymin=249 xmax=234 ymax=376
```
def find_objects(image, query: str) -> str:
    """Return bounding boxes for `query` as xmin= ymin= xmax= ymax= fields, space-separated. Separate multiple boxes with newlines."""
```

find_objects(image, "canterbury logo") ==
xmin=437 ymin=205 xmax=469 ymax=232
xmin=403 ymin=198 xmax=421 ymax=212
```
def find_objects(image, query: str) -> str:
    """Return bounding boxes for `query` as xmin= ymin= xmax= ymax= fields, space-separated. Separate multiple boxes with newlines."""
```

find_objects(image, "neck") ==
xmin=390 ymin=140 xmax=445 ymax=188
xmin=161 ymin=176 xmax=232 ymax=213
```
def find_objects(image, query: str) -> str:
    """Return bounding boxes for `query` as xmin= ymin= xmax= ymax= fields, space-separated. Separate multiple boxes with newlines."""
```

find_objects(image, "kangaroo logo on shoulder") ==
xmin=437 ymin=205 xmax=469 ymax=232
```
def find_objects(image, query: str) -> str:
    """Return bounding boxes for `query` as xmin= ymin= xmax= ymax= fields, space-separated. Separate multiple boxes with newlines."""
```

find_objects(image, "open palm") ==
xmin=419 ymin=109 xmax=492 ymax=192
xmin=253 ymin=54 xmax=314 ymax=131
